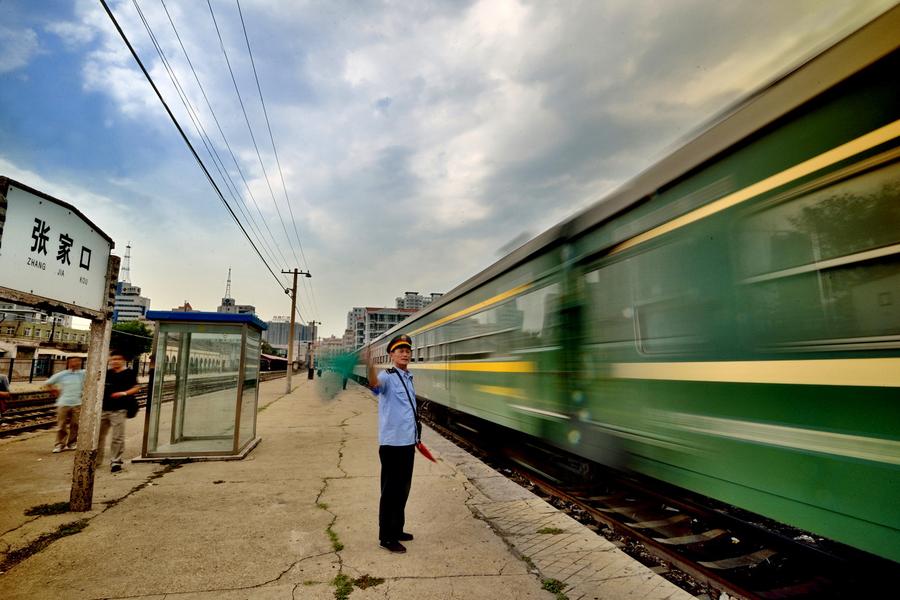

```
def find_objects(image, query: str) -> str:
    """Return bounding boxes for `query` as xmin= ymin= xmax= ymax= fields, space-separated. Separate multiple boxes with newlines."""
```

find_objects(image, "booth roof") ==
xmin=145 ymin=310 xmax=268 ymax=331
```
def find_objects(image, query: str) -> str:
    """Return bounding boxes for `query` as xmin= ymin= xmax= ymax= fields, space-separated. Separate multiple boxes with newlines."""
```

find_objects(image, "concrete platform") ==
xmin=0 ymin=377 xmax=694 ymax=600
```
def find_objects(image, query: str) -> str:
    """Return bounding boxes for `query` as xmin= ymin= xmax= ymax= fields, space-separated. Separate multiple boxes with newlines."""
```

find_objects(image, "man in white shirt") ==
xmin=45 ymin=357 xmax=85 ymax=453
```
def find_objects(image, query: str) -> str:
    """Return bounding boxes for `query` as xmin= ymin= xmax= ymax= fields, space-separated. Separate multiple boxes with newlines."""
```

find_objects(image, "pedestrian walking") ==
xmin=365 ymin=334 xmax=418 ymax=554
xmin=98 ymin=351 xmax=140 ymax=472
xmin=0 ymin=373 xmax=10 ymax=423
xmin=44 ymin=356 xmax=85 ymax=452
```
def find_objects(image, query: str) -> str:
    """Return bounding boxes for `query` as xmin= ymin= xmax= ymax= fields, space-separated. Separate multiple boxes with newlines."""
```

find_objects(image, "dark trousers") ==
xmin=379 ymin=444 xmax=415 ymax=542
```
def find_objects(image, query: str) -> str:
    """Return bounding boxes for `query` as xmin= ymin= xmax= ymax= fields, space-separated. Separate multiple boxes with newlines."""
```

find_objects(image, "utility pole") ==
xmin=306 ymin=320 xmax=320 ymax=379
xmin=281 ymin=269 xmax=310 ymax=394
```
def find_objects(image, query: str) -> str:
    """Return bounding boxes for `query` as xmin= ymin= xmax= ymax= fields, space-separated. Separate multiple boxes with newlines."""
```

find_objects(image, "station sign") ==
xmin=0 ymin=177 xmax=113 ymax=313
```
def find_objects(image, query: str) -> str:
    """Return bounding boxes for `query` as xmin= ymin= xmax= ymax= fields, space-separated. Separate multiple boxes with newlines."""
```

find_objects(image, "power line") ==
xmin=205 ymin=0 xmax=302 ymax=272
xmin=99 ymin=0 xmax=285 ymax=292
xmin=132 ymin=0 xmax=289 ymax=284
xmin=132 ymin=1 xmax=272 ymax=273
xmin=156 ymin=0 xmax=291 ymax=283
xmin=235 ymin=0 xmax=320 ymax=321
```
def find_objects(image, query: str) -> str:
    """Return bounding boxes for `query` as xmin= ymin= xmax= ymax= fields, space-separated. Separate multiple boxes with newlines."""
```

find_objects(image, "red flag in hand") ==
xmin=416 ymin=441 xmax=437 ymax=462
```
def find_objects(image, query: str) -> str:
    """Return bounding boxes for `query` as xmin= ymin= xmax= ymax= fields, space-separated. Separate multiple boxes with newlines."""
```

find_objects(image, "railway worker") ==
xmin=44 ymin=356 xmax=85 ymax=453
xmin=366 ymin=334 xmax=419 ymax=554
xmin=97 ymin=351 xmax=141 ymax=473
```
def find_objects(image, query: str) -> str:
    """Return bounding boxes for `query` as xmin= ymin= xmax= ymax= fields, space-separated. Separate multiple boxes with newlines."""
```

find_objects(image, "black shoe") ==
xmin=379 ymin=540 xmax=406 ymax=553
xmin=398 ymin=532 xmax=414 ymax=541
xmin=110 ymin=464 xmax=122 ymax=473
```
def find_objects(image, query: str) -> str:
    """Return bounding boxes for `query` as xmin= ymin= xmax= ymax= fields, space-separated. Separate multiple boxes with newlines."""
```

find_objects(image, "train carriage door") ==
xmin=570 ymin=256 xmax=633 ymax=469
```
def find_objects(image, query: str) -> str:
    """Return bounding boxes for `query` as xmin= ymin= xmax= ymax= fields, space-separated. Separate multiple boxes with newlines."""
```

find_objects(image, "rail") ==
xmin=0 ymin=370 xmax=288 ymax=438
xmin=419 ymin=399 xmax=900 ymax=600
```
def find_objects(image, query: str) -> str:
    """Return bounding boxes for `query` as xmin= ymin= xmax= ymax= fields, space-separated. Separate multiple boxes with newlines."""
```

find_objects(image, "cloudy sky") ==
xmin=0 ymin=0 xmax=893 ymax=337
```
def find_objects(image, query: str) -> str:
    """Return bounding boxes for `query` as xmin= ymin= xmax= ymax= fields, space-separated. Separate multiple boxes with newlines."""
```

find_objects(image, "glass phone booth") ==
xmin=139 ymin=311 xmax=266 ymax=461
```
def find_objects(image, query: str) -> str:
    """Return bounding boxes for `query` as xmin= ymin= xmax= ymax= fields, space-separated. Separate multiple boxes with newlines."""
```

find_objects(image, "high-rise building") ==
xmin=395 ymin=291 xmax=443 ymax=310
xmin=263 ymin=317 xmax=314 ymax=346
xmin=113 ymin=282 xmax=152 ymax=323
xmin=346 ymin=307 xmax=417 ymax=349
xmin=113 ymin=243 xmax=152 ymax=323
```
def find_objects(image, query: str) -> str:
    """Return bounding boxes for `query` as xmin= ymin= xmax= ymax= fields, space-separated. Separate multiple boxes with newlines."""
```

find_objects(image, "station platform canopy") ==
xmin=138 ymin=311 xmax=267 ymax=461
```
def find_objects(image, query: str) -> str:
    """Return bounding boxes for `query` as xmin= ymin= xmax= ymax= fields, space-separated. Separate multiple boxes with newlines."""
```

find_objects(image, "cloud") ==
xmin=0 ymin=26 xmax=40 ymax=73
xmin=0 ymin=157 xmax=120 ymax=226
xmin=45 ymin=20 xmax=96 ymax=48
xmin=6 ymin=0 xmax=896 ymax=337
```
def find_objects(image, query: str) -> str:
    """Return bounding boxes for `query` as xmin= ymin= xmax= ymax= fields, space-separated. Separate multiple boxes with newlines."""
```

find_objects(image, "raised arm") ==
xmin=365 ymin=348 xmax=379 ymax=390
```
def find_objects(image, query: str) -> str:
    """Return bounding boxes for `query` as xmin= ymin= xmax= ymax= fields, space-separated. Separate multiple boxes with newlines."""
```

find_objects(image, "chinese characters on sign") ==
xmin=28 ymin=218 xmax=92 ymax=281
xmin=0 ymin=179 xmax=112 ymax=312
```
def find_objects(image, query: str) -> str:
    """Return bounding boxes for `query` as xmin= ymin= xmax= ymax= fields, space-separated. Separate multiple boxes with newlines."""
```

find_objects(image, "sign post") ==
xmin=0 ymin=177 xmax=117 ymax=511
xmin=70 ymin=255 xmax=118 ymax=510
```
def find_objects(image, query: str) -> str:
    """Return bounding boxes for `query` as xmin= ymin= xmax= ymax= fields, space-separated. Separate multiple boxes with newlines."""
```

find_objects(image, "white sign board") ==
xmin=0 ymin=181 xmax=112 ymax=311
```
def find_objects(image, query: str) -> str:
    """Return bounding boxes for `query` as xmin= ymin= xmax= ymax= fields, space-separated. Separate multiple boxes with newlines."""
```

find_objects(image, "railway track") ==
xmin=420 ymin=399 xmax=898 ymax=600
xmin=0 ymin=371 xmax=287 ymax=439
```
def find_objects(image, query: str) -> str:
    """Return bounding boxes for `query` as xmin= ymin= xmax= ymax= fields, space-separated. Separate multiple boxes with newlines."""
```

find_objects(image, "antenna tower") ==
xmin=122 ymin=242 xmax=132 ymax=283
xmin=225 ymin=267 xmax=232 ymax=299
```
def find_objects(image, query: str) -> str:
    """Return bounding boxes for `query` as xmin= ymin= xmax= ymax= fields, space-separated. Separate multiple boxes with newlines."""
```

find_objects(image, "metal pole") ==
xmin=281 ymin=269 xmax=310 ymax=394
xmin=307 ymin=320 xmax=320 ymax=379
xmin=285 ymin=270 xmax=297 ymax=394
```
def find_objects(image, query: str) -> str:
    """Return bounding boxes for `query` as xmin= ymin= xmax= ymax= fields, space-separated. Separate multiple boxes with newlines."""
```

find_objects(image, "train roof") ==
xmin=370 ymin=5 xmax=900 ymax=347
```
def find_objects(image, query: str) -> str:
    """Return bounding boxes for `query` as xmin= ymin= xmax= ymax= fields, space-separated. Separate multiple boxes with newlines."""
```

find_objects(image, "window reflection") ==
xmin=737 ymin=161 xmax=900 ymax=348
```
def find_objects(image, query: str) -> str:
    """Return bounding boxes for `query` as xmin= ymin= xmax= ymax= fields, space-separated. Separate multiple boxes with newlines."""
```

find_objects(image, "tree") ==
xmin=261 ymin=340 xmax=275 ymax=356
xmin=111 ymin=321 xmax=153 ymax=360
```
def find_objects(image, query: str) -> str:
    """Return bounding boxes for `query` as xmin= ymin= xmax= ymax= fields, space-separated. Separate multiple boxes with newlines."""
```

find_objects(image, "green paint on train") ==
xmin=358 ymin=10 xmax=900 ymax=562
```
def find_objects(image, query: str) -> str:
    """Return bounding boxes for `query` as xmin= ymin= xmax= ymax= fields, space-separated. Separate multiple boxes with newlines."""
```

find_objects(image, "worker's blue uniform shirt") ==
xmin=372 ymin=367 xmax=417 ymax=446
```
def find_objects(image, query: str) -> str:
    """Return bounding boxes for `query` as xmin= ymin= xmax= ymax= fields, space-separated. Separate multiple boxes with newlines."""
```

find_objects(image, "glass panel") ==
xmin=743 ymin=253 xmax=900 ymax=346
xmin=510 ymin=283 xmax=561 ymax=349
xmin=145 ymin=323 xmax=243 ymax=455
xmin=737 ymin=161 xmax=900 ymax=348
xmin=583 ymin=260 xmax=634 ymax=344
xmin=239 ymin=329 xmax=260 ymax=449
xmin=738 ymin=163 xmax=900 ymax=278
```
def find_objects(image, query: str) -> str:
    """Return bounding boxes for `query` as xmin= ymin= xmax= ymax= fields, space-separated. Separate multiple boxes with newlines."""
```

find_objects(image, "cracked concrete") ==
xmin=0 ymin=377 xmax=557 ymax=599
xmin=0 ymin=374 xmax=690 ymax=600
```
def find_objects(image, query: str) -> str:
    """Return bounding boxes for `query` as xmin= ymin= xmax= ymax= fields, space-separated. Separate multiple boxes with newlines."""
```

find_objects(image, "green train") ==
xmin=357 ymin=8 xmax=900 ymax=562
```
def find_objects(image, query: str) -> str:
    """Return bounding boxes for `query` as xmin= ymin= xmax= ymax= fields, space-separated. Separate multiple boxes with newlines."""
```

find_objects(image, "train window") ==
xmin=737 ymin=160 xmax=900 ymax=349
xmin=514 ymin=283 xmax=560 ymax=339
xmin=738 ymin=163 xmax=900 ymax=279
xmin=583 ymin=237 xmax=713 ymax=355
xmin=448 ymin=337 xmax=493 ymax=361
xmin=583 ymin=260 xmax=635 ymax=345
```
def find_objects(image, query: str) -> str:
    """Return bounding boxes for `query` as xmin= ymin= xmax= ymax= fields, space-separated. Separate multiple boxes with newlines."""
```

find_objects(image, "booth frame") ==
xmin=138 ymin=311 xmax=266 ymax=462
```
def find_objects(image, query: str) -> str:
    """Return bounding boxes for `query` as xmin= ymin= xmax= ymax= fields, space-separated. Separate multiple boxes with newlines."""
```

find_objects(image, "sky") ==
xmin=0 ymin=0 xmax=894 ymax=338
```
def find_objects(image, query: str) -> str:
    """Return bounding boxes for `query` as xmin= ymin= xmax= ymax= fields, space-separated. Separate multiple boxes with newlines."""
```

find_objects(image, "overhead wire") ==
xmin=98 ymin=0 xmax=287 ymax=297
xmin=146 ymin=0 xmax=312 ymax=323
xmin=132 ymin=0 xmax=297 ymax=313
xmin=156 ymin=0 xmax=292 ymax=286
xmin=205 ymin=0 xmax=302 ymax=273
xmin=235 ymin=0 xmax=320 ymax=322
xmin=132 ymin=0 xmax=282 ymax=279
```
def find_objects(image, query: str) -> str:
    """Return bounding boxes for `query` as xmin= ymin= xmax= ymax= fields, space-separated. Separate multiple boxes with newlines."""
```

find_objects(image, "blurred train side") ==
xmin=357 ymin=9 xmax=900 ymax=561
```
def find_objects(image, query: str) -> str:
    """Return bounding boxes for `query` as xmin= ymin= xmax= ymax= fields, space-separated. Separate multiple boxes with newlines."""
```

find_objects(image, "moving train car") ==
xmin=357 ymin=8 xmax=900 ymax=562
